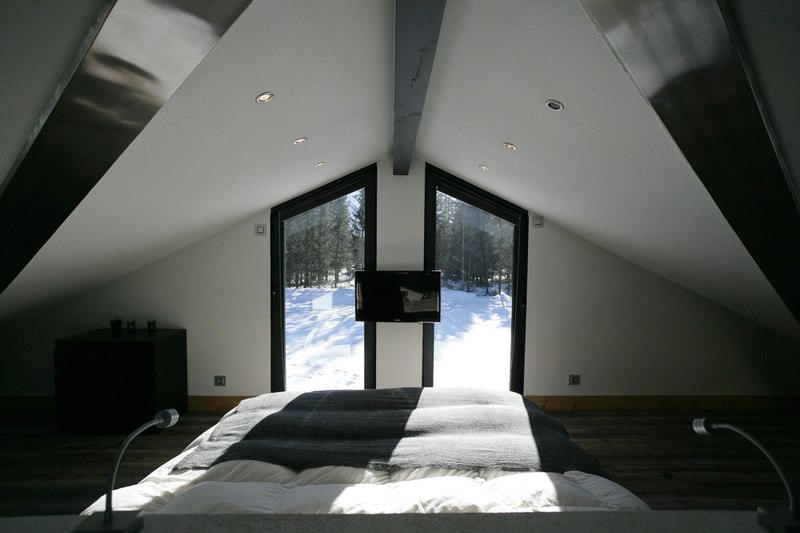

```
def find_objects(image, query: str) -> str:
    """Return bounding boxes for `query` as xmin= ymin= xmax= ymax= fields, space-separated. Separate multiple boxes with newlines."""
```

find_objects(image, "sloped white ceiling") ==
xmin=0 ymin=0 xmax=798 ymax=341
xmin=0 ymin=0 xmax=393 ymax=316
xmin=415 ymin=0 xmax=799 ymax=341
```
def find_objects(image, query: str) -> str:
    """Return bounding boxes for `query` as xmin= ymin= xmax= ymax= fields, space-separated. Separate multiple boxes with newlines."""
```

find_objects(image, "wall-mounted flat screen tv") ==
xmin=355 ymin=270 xmax=441 ymax=323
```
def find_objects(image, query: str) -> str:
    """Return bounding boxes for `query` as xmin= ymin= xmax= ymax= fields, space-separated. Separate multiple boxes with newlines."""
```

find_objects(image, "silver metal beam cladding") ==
xmin=580 ymin=0 xmax=800 ymax=324
xmin=0 ymin=0 xmax=253 ymax=293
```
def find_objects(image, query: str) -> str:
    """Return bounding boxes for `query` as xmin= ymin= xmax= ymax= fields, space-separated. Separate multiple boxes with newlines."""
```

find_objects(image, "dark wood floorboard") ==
xmin=0 ymin=410 xmax=797 ymax=516
xmin=551 ymin=411 xmax=800 ymax=512
xmin=0 ymin=411 xmax=223 ymax=517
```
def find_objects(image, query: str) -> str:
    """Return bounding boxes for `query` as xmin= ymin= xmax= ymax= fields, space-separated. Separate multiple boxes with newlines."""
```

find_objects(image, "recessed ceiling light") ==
xmin=478 ymin=164 xmax=489 ymax=171
xmin=293 ymin=137 xmax=308 ymax=145
xmin=314 ymin=161 xmax=325 ymax=168
xmin=503 ymin=142 xmax=517 ymax=151
xmin=545 ymin=99 xmax=564 ymax=111
xmin=255 ymin=91 xmax=274 ymax=103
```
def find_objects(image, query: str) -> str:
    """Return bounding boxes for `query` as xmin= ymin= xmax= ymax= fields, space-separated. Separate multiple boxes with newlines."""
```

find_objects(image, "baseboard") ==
xmin=526 ymin=395 xmax=800 ymax=411
xmin=0 ymin=395 xmax=247 ymax=415
xmin=0 ymin=396 xmax=55 ymax=415
xmin=4 ymin=394 xmax=796 ymax=415
xmin=188 ymin=395 xmax=253 ymax=412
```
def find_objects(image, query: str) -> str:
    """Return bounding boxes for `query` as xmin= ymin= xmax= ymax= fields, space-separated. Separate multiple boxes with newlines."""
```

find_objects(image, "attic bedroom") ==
xmin=0 ymin=0 xmax=798 ymax=530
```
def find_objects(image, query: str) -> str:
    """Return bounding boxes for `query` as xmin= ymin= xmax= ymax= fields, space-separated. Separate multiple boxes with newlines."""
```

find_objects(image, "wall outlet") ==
xmin=214 ymin=375 xmax=226 ymax=386
xmin=568 ymin=374 xmax=581 ymax=386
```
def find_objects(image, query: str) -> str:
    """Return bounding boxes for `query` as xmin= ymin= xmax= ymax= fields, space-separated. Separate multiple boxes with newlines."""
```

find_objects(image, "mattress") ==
xmin=83 ymin=388 xmax=650 ymax=515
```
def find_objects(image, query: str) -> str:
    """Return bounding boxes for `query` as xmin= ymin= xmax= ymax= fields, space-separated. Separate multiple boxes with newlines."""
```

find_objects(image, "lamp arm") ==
xmin=711 ymin=422 xmax=796 ymax=517
xmin=103 ymin=418 xmax=160 ymax=524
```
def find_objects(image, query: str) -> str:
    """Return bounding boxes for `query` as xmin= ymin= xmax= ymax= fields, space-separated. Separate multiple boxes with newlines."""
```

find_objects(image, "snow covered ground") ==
xmin=285 ymin=287 xmax=512 ymax=390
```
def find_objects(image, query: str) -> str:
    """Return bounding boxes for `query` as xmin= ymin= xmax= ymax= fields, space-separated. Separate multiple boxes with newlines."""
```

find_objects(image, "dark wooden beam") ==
xmin=581 ymin=0 xmax=800 ymax=326
xmin=393 ymin=0 xmax=446 ymax=175
xmin=0 ymin=0 xmax=252 ymax=294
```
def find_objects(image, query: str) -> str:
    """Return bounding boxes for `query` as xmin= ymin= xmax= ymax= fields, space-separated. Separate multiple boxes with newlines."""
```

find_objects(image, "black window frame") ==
xmin=423 ymin=164 xmax=529 ymax=393
xmin=270 ymin=164 xmax=377 ymax=392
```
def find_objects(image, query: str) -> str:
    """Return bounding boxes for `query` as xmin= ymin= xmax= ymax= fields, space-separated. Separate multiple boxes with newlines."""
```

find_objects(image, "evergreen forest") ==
xmin=283 ymin=189 xmax=514 ymax=295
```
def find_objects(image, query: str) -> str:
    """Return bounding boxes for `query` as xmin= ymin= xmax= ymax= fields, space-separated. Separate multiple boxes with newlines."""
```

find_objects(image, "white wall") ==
xmin=524 ymin=222 xmax=800 ymax=394
xmin=375 ymin=158 xmax=425 ymax=388
xmin=1 ymin=158 xmax=799 ymax=397
xmin=0 ymin=211 xmax=270 ymax=396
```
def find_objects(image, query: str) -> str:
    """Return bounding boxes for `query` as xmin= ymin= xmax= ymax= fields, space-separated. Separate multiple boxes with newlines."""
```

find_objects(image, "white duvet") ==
xmin=84 ymin=426 xmax=649 ymax=515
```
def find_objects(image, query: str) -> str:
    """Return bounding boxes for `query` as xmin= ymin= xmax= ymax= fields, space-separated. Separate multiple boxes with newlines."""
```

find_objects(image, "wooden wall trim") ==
xmin=188 ymin=395 xmax=252 ymax=412
xmin=0 ymin=395 xmax=249 ymax=415
xmin=526 ymin=395 xmax=800 ymax=412
xmin=0 ymin=396 xmax=55 ymax=414
xmin=4 ymin=395 xmax=797 ymax=416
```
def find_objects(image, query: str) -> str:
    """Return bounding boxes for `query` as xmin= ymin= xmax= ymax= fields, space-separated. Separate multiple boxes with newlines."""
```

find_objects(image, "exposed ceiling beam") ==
xmin=581 ymin=0 xmax=800 ymax=326
xmin=393 ymin=0 xmax=446 ymax=175
xmin=0 ymin=0 xmax=253 ymax=294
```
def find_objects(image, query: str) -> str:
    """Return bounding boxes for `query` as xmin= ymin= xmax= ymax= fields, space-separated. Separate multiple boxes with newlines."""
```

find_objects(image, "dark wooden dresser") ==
xmin=54 ymin=329 xmax=187 ymax=432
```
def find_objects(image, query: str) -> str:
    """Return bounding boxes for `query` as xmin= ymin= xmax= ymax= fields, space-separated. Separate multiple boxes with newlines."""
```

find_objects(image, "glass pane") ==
xmin=433 ymin=191 xmax=514 ymax=390
xmin=284 ymin=189 xmax=365 ymax=390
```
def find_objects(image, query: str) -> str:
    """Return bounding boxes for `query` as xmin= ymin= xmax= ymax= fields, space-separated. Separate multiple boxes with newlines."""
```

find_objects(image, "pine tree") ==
xmin=328 ymin=196 xmax=351 ymax=288
xmin=350 ymin=189 xmax=366 ymax=276
xmin=435 ymin=191 xmax=515 ymax=296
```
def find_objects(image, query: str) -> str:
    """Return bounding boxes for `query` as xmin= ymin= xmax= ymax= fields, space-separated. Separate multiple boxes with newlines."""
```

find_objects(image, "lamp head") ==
xmin=154 ymin=409 xmax=179 ymax=429
xmin=692 ymin=417 xmax=713 ymax=436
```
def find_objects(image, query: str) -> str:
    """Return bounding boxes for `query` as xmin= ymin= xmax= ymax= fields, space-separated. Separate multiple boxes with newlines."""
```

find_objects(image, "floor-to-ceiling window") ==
xmin=423 ymin=164 xmax=528 ymax=392
xmin=270 ymin=165 xmax=376 ymax=391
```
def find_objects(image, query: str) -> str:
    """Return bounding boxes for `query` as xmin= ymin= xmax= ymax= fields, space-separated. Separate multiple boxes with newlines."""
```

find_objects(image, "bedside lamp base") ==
xmin=73 ymin=510 xmax=143 ymax=533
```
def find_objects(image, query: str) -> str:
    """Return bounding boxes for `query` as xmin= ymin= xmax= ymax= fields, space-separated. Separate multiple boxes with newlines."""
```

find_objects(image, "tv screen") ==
xmin=355 ymin=270 xmax=441 ymax=323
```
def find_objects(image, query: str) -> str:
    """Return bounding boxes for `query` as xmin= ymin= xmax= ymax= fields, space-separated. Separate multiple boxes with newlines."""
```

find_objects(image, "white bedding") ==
xmin=83 ymin=424 xmax=649 ymax=515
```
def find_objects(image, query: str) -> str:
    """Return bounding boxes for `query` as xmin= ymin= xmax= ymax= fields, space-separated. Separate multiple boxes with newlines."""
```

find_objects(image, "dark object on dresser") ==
xmin=54 ymin=329 xmax=187 ymax=433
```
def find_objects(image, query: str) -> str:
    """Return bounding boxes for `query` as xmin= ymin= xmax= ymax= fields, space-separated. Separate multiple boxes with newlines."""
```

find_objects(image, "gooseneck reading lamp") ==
xmin=74 ymin=409 xmax=180 ymax=533
xmin=692 ymin=418 xmax=798 ymax=532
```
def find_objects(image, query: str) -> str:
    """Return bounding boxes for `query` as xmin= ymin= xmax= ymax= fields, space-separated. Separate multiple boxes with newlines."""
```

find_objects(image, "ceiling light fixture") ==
xmin=478 ymin=164 xmax=489 ymax=171
xmin=545 ymin=99 xmax=564 ymax=111
xmin=255 ymin=92 xmax=274 ymax=103
xmin=293 ymin=137 xmax=307 ymax=145
xmin=314 ymin=162 xmax=325 ymax=168
xmin=503 ymin=142 xmax=517 ymax=151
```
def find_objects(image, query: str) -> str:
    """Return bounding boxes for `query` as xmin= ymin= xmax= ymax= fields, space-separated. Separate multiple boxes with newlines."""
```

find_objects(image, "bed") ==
xmin=83 ymin=387 xmax=649 ymax=515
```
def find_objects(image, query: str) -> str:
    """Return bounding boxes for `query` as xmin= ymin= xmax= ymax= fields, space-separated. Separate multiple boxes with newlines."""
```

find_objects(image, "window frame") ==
xmin=270 ymin=164 xmax=377 ymax=392
xmin=422 ymin=164 xmax=529 ymax=393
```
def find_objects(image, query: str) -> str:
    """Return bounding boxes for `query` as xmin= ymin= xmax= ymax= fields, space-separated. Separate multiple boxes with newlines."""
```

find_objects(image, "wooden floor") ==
xmin=0 ymin=409 xmax=797 ymax=517
xmin=553 ymin=411 xmax=799 ymax=511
